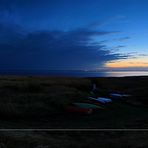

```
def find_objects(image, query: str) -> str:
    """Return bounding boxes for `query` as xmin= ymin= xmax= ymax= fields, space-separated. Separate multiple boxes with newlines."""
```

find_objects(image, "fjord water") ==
xmin=103 ymin=71 xmax=148 ymax=77
xmin=51 ymin=70 xmax=148 ymax=77
xmin=0 ymin=70 xmax=148 ymax=77
xmin=43 ymin=70 xmax=148 ymax=77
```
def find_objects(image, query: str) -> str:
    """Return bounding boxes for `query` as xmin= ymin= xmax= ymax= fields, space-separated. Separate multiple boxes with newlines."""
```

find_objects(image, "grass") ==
xmin=0 ymin=76 xmax=147 ymax=128
xmin=0 ymin=131 xmax=148 ymax=148
xmin=0 ymin=76 xmax=91 ymax=118
xmin=0 ymin=76 xmax=148 ymax=147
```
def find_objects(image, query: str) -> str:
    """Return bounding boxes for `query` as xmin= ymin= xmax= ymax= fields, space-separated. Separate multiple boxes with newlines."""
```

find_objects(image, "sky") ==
xmin=0 ymin=0 xmax=148 ymax=71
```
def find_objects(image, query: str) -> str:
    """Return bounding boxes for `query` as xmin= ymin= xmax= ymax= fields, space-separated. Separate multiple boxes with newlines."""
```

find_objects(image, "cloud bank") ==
xmin=0 ymin=21 xmax=129 ymax=70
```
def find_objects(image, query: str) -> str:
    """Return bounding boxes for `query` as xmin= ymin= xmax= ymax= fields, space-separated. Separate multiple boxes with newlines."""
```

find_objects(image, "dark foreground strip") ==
xmin=0 ymin=129 xmax=148 ymax=131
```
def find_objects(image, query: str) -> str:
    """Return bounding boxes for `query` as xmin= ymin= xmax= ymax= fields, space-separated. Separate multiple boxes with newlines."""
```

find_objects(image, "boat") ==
xmin=88 ymin=97 xmax=112 ymax=104
xmin=73 ymin=102 xmax=103 ymax=109
xmin=110 ymin=93 xmax=131 ymax=99
xmin=96 ymin=97 xmax=112 ymax=103
xmin=83 ymin=99 xmax=103 ymax=106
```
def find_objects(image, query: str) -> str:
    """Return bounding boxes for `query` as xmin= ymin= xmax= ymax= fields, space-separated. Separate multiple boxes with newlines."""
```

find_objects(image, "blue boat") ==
xmin=73 ymin=102 xmax=103 ymax=109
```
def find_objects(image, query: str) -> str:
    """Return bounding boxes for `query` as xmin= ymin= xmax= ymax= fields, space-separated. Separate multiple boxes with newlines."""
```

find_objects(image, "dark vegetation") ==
xmin=0 ymin=76 xmax=148 ymax=129
xmin=0 ymin=76 xmax=91 ymax=118
xmin=0 ymin=131 xmax=148 ymax=148
xmin=0 ymin=76 xmax=148 ymax=147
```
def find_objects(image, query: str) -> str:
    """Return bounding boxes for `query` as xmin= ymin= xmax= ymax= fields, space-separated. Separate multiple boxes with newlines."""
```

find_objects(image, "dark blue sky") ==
xmin=0 ymin=0 xmax=147 ymax=70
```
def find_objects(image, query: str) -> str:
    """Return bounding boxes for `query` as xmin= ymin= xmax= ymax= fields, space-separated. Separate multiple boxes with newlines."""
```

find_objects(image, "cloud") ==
xmin=115 ymin=45 xmax=126 ymax=49
xmin=0 ymin=0 xmax=49 ymax=7
xmin=0 ymin=21 xmax=129 ymax=70
xmin=117 ymin=37 xmax=131 ymax=41
xmin=137 ymin=53 xmax=148 ymax=57
xmin=111 ymin=37 xmax=130 ymax=43
xmin=88 ymin=15 xmax=127 ymax=29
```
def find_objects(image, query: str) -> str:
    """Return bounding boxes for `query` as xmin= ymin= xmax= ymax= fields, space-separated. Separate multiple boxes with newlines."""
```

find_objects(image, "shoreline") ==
xmin=0 ymin=70 xmax=147 ymax=78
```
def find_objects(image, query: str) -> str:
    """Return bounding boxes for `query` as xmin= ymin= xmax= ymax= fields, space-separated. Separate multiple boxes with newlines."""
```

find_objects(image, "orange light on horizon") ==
xmin=106 ymin=58 xmax=148 ymax=68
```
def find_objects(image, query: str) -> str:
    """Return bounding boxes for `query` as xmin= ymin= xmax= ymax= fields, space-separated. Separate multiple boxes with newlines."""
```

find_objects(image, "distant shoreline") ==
xmin=0 ymin=70 xmax=147 ymax=77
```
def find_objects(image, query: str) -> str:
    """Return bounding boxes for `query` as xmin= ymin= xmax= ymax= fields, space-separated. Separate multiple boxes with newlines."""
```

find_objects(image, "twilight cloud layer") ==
xmin=0 ymin=21 xmax=128 ymax=70
xmin=0 ymin=0 xmax=147 ymax=70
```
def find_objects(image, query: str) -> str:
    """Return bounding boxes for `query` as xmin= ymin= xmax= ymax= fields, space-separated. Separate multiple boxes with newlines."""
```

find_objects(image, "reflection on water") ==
xmin=46 ymin=71 xmax=148 ymax=77
xmin=56 ymin=71 xmax=148 ymax=77
xmin=104 ymin=71 xmax=148 ymax=77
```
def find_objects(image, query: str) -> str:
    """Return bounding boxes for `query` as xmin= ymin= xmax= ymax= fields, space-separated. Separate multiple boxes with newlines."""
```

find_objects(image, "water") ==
xmin=103 ymin=71 xmax=148 ymax=77
xmin=0 ymin=70 xmax=148 ymax=77
xmin=52 ymin=71 xmax=148 ymax=77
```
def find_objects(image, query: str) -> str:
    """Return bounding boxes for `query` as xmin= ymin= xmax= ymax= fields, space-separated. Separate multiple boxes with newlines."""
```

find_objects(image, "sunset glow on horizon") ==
xmin=106 ymin=57 xmax=148 ymax=69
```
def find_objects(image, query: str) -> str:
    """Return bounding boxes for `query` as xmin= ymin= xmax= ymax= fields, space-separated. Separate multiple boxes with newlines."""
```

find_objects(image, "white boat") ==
xmin=88 ymin=97 xmax=112 ymax=104
xmin=96 ymin=97 xmax=112 ymax=103
xmin=110 ymin=93 xmax=131 ymax=98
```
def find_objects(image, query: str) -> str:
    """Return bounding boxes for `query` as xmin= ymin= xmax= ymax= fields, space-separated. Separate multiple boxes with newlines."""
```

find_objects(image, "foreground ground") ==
xmin=0 ymin=76 xmax=148 ymax=129
xmin=1 ymin=131 xmax=148 ymax=148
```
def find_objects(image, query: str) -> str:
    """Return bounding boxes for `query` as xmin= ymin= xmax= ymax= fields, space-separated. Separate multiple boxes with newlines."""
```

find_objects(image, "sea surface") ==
xmin=0 ymin=70 xmax=148 ymax=77
xmin=46 ymin=70 xmax=148 ymax=77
